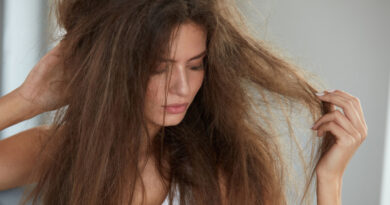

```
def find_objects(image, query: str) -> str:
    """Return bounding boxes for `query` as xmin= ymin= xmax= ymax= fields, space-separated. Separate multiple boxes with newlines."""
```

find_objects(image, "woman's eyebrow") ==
xmin=161 ymin=50 xmax=207 ymax=63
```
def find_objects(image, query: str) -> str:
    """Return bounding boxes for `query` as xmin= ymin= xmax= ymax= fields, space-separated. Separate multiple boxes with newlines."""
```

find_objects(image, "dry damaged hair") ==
xmin=21 ymin=0 xmax=335 ymax=204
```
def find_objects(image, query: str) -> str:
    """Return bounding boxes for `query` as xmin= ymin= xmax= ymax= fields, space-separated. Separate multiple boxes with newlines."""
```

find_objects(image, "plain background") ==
xmin=0 ymin=0 xmax=389 ymax=204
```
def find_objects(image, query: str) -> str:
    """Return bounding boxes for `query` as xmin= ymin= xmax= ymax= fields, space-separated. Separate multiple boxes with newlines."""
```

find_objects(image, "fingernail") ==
xmin=326 ymin=89 xmax=335 ymax=92
xmin=315 ymin=92 xmax=325 ymax=96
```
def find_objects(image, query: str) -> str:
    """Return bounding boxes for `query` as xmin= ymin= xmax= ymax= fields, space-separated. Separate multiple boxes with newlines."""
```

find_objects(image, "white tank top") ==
xmin=162 ymin=185 xmax=180 ymax=205
xmin=162 ymin=194 xmax=170 ymax=205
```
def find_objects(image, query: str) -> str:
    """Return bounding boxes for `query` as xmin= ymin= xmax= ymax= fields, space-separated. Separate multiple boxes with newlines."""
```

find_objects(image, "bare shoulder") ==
xmin=0 ymin=124 xmax=58 ymax=190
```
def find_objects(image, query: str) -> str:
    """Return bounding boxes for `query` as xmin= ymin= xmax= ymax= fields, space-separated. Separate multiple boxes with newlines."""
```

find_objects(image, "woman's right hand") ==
xmin=15 ymin=42 xmax=72 ymax=113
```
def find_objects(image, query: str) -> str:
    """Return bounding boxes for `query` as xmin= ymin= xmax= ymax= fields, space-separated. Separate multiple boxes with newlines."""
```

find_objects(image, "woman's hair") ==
xmin=22 ymin=0 xmax=334 ymax=204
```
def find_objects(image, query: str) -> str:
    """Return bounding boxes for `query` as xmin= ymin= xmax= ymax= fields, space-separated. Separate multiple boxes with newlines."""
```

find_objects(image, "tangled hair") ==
xmin=22 ymin=0 xmax=334 ymax=204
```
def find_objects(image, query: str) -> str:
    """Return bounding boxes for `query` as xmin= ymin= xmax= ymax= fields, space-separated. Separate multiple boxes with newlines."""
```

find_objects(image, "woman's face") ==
xmin=144 ymin=22 xmax=207 ymax=132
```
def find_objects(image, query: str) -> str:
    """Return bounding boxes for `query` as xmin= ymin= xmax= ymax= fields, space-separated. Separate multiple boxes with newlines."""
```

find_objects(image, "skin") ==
xmin=143 ymin=21 xmax=207 ymax=141
xmin=136 ymin=22 xmax=207 ymax=204
xmin=0 ymin=20 xmax=368 ymax=204
xmin=133 ymin=22 xmax=207 ymax=203
xmin=312 ymin=89 xmax=368 ymax=205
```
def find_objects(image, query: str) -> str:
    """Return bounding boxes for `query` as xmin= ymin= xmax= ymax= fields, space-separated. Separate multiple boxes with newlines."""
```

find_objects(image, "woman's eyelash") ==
xmin=191 ymin=64 xmax=204 ymax=70
xmin=154 ymin=64 xmax=204 ymax=74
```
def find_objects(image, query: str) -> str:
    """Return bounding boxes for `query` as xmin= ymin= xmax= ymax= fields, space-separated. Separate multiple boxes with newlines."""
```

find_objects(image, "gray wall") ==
xmin=242 ymin=0 xmax=389 ymax=204
xmin=0 ymin=0 xmax=389 ymax=204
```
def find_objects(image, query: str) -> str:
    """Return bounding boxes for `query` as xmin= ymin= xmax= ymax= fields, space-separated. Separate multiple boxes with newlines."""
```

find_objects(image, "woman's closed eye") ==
xmin=190 ymin=63 xmax=204 ymax=70
xmin=153 ymin=63 xmax=204 ymax=74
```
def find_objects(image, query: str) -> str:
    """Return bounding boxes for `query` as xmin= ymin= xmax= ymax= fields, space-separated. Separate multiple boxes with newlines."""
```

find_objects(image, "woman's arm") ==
xmin=0 ymin=125 xmax=51 ymax=191
xmin=312 ymin=89 xmax=368 ymax=205
xmin=0 ymin=88 xmax=47 ymax=190
xmin=0 ymin=42 xmax=70 ymax=190
xmin=316 ymin=173 xmax=342 ymax=205
xmin=1 ymin=41 xmax=71 ymax=132
xmin=0 ymin=88 xmax=43 ymax=131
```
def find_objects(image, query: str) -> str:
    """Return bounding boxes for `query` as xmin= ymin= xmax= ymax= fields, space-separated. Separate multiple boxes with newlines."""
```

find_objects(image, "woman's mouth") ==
xmin=162 ymin=103 xmax=188 ymax=114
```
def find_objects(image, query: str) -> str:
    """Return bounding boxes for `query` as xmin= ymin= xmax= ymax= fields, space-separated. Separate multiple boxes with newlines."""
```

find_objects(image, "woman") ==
xmin=0 ymin=0 xmax=367 ymax=204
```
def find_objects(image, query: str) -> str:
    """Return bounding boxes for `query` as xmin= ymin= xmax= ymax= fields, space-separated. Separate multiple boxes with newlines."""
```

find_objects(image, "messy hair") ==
xmin=22 ymin=0 xmax=333 ymax=204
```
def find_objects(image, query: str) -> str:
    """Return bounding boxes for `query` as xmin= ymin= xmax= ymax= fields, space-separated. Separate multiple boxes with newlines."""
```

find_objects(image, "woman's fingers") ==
xmin=311 ymin=110 xmax=360 ymax=140
xmin=315 ymin=90 xmax=367 ymax=139
xmin=317 ymin=121 xmax=360 ymax=142
xmin=329 ymin=90 xmax=367 ymax=130
xmin=315 ymin=120 xmax=360 ymax=178
xmin=313 ymin=89 xmax=368 ymax=179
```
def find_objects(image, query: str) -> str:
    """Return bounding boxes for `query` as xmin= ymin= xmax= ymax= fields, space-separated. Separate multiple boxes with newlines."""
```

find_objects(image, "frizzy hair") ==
xmin=21 ymin=0 xmax=334 ymax=204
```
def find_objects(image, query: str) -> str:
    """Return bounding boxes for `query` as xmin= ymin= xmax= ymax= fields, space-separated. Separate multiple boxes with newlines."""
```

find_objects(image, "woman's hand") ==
xmin=311 ymin=89 xmax=368 ymax=180
xmin=15 ymin=42 xmax=72 ymax=113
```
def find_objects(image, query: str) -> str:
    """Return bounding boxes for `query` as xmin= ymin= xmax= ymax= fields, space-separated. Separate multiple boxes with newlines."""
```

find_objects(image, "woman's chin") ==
xmin=156 ymin=115 xmax=185 ymax=127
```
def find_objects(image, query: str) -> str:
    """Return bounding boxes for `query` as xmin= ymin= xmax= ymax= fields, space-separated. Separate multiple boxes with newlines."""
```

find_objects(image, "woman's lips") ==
xmin=163 ymin=103 xmax=188 ymax=114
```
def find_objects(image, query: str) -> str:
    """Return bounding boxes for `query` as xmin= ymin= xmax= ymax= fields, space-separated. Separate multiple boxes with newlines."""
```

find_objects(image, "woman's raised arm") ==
xmin=0 ymin=88 xmax=44 ymax=131
xmin=0 ymin=41 xmax=71 ymax=190
xmin=0 ymin=125 xmax=51 ymax=191
xmin=1 ymin=41 xmax=70 ymax=132
xmin=0 ymin=89 xmax=47 ymax=190
xmin=312 ymin=89 xmax=368 ymax=205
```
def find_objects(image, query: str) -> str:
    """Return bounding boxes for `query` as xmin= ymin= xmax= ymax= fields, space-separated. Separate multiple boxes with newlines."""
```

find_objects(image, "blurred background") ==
xmin=0 ymin=0 xmax=389 ymax=204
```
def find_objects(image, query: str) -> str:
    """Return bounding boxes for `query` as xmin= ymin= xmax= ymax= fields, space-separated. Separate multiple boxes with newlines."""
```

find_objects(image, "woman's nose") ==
xmin=168 ymin=64 xmax=190 ymax=97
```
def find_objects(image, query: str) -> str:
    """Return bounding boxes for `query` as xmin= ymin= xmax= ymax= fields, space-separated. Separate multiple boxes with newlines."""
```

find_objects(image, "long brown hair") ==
xmin=22 ymin=0 xmax=334 ymax=204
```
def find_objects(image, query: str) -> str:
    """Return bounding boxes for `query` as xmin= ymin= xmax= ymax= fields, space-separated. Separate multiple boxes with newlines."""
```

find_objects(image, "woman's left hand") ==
xmin=311 ymin=89 xmax=368 ymax=180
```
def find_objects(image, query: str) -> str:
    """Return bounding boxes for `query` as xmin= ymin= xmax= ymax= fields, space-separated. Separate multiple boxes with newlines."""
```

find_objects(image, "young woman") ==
xmin=0 ymin=0 xmax=367 ymax=204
